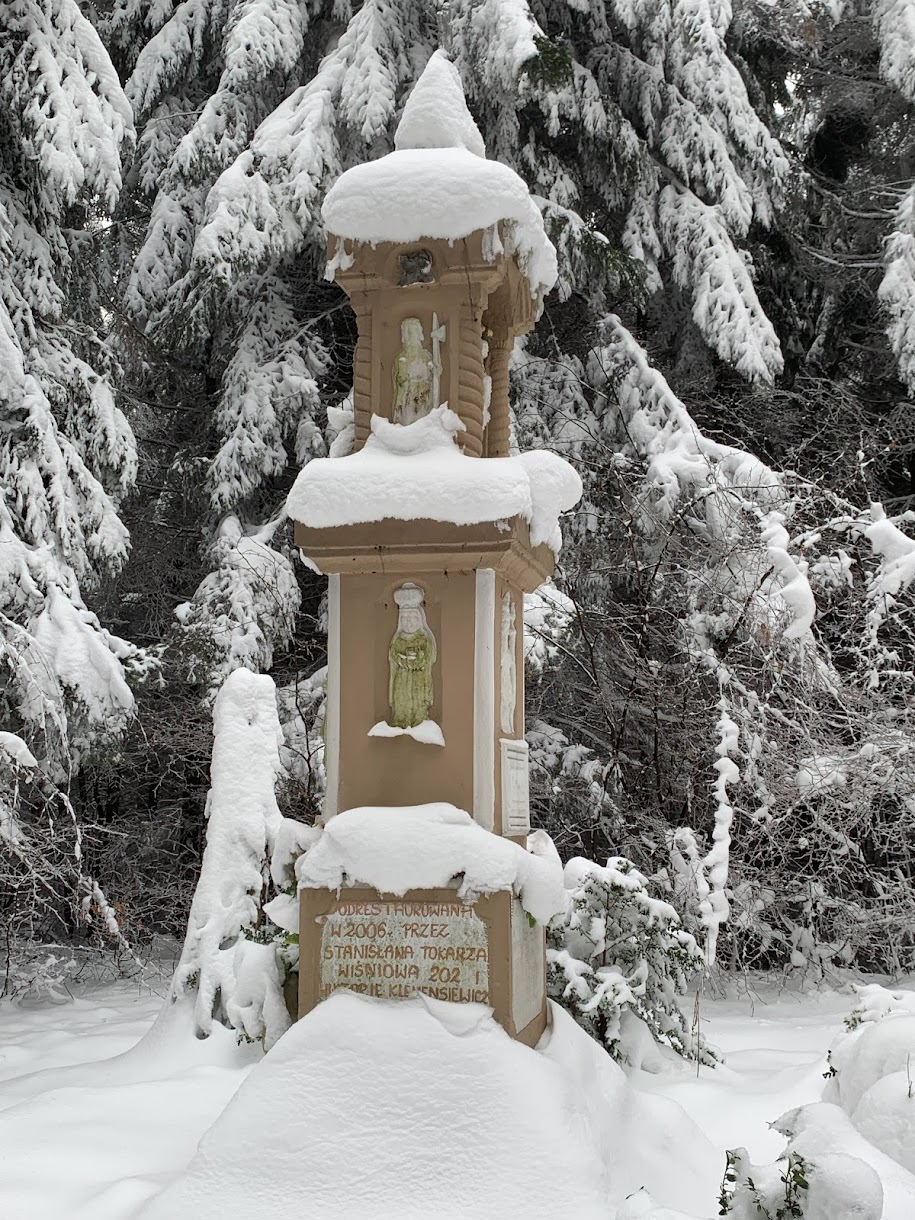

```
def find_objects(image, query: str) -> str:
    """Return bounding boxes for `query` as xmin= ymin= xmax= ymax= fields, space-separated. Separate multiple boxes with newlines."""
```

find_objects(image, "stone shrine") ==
xmin=286 ymin=51 xmax=580 ymax=1046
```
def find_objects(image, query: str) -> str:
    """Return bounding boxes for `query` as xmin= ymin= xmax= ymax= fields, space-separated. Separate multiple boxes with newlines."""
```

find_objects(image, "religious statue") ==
xmin=388 ymin=583 xmax=436 ymax=728
xmin=500 ymin=591 xmax=517 ymax=734
xmin=392 ymin=317 xmax=443 ymax=425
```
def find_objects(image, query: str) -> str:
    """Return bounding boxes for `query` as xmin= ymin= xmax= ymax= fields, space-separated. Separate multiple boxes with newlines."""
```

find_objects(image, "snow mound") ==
xmin=823 ymin=999 xmax=915 ymax=1179
xmin=773 ymin=1102 xmax=913 ymax=1219
xmin=137 ymin=993 xmax=719 ymax=1220
xmin=296 ymin=802 xmax=567 ymax=925
xmin=323 ymin=148 xmax=557 ymax=303
xmin=828 ymin=1012 xmax=915 ymax=1115
xmin=287 ymin=405 xmax=582 ymax=555
xmin=395 ymin=50 xmax=486 ymax=158
xmin=853 ymin=1070 xmax=915 ymax=1174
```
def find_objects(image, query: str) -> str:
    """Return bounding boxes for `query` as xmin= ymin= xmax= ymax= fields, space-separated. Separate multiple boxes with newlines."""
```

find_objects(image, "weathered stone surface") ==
xmin=319 ymin=899 xmax=490 ymax=1004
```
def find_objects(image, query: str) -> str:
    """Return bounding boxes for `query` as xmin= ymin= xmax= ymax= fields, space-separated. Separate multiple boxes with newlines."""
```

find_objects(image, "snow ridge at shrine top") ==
xmin=286 ymin=406 xmax=582 ymax=555
xmin=321 ymin=51 xmax=558 ymax=307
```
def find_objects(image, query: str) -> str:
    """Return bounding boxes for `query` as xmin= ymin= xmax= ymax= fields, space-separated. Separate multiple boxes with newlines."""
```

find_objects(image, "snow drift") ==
xmin=137 ymin=993 xmax=720 ymax=1219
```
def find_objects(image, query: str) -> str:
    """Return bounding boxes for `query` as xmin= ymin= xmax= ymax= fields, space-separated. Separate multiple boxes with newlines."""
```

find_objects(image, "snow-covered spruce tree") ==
xmin=99 ymin=0 xmax=331 ymax=688
xmin=726 ymin=0 xmax=915 ymax=487
xmin=61 ymin=1 xmax=340 ymax=935
xmin=0 ymin=1 xmax=148 ymax=954
xmin=528 ymin=313 xmax=915 ymax=976
xmin=513 ymin=3 xmax=915 ymax=976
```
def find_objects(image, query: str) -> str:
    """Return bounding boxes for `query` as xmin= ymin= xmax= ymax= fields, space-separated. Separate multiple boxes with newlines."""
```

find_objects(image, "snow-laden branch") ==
xmin=658 ymin=186 xmax=783 ymax=383
xmin=879 ymin=184 xmax=915 ymax=394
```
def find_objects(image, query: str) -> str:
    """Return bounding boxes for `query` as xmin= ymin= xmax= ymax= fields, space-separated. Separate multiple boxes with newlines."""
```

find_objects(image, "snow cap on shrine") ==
xmin=394 ymin=49 xmax=486 ymax=158
xmin=321 ymin=52 xmax=557 ymax=303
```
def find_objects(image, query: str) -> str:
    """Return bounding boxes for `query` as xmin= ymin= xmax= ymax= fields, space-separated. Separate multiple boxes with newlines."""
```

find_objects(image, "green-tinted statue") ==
xmin=392 ymin=317 xmax=440 ymax=425
xmin=388 ymin=583 xmax=436 ymax=728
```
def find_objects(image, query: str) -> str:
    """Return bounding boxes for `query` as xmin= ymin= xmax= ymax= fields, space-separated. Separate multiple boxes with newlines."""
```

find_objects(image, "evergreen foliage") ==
xmin=547 ymin=855 xmax=715 ymax=1065
xmin=0 ymin=0 xmax=147 ymax=950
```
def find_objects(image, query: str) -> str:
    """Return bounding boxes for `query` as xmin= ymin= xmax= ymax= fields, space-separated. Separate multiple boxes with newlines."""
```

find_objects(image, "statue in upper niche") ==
xmin=392 ymin=317 xmax=442 ymax=425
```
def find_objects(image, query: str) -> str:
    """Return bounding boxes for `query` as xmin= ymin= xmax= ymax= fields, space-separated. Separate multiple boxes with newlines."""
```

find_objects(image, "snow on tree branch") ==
xmin=608 ymin=0 xmax=788 ymax=219
xmin=3 ymin=0 xmax=133 ymax=211
xmin=127 ymin=0 xmax=214 ymax=122
xmin=873 ymin=0 xmax=915 ymax=104
xmin=209 ymin=278 xmax=325 ymax=512
xmin=879 ymin=183 xmax=915 ymax=394
xmin=599 ymin=43 xmax=754 ymax=234
xmin=588 ymin=313 xmax=784 ymax=528
xmin=174 ymin=514 xmax=301 ymax=693
xmin=450 ymin=0 xmax=541 ymax=106
xmin=760 ymin=513 xmax=816 ymax=641
xmin=701 ymin=700 xmax=738 ymax=968
xmin=658 ymin=185 xmax=783 ymax=383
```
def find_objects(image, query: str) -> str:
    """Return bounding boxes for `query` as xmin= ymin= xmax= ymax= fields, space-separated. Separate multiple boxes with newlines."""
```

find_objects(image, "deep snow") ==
xmin=1 ymin=979 xmax=914 ymax=1218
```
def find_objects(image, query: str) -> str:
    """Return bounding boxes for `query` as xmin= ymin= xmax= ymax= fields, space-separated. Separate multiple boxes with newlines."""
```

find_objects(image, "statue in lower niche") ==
xmin=388 ymin=583 xmax=436 ymax=728
xmin=392 ymin=317 xmax=442 ymax=425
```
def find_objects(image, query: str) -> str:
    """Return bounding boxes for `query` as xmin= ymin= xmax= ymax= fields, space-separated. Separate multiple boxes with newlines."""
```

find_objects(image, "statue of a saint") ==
xmin=388 ymin=583 xmax=436 ymax=728
xmin=392 ymin=318 xmax=440 ymax=425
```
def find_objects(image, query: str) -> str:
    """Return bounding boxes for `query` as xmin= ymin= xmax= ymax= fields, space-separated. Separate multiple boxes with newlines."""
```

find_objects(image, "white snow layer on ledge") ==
xmin=295 ymin=802 xmax=567 ymax=924
xmin=368 ymin=719 xmax=445 ymax=746
xmin=286 ymin=406 xmax=582 ymax=556
xmin=322 ymin=147 xmax=558 ymax=304
xmin=137 ymin=993 xmax=718 ymax=1220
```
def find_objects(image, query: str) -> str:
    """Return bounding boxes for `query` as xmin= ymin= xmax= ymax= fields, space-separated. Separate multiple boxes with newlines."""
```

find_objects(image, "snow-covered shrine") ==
xmin=287 ymin=52 xmax=581 ymax=1045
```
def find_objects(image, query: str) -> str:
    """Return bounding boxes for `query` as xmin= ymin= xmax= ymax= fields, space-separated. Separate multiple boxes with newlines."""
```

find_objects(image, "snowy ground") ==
xmin=635 ymin=984 xmax=858 ymax=1164
xmin=0 ymin=977 xmax=911 ymax=1219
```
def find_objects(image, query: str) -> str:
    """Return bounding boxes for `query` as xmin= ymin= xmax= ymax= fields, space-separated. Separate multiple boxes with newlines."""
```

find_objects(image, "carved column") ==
xmin=352 ymin=300 xmax=373 ymax=451
xmin=485 ymin=330 xmax=512 ymax=458
xmin=457 ymin=302 xmax=484 ymax=457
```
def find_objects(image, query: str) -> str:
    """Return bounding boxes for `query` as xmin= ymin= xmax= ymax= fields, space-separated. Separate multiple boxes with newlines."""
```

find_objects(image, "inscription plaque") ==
xmin=500 ymin=738 xmax=531 ymax=836
xmin=319 ymin=900 xmax=490 ymax=1004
